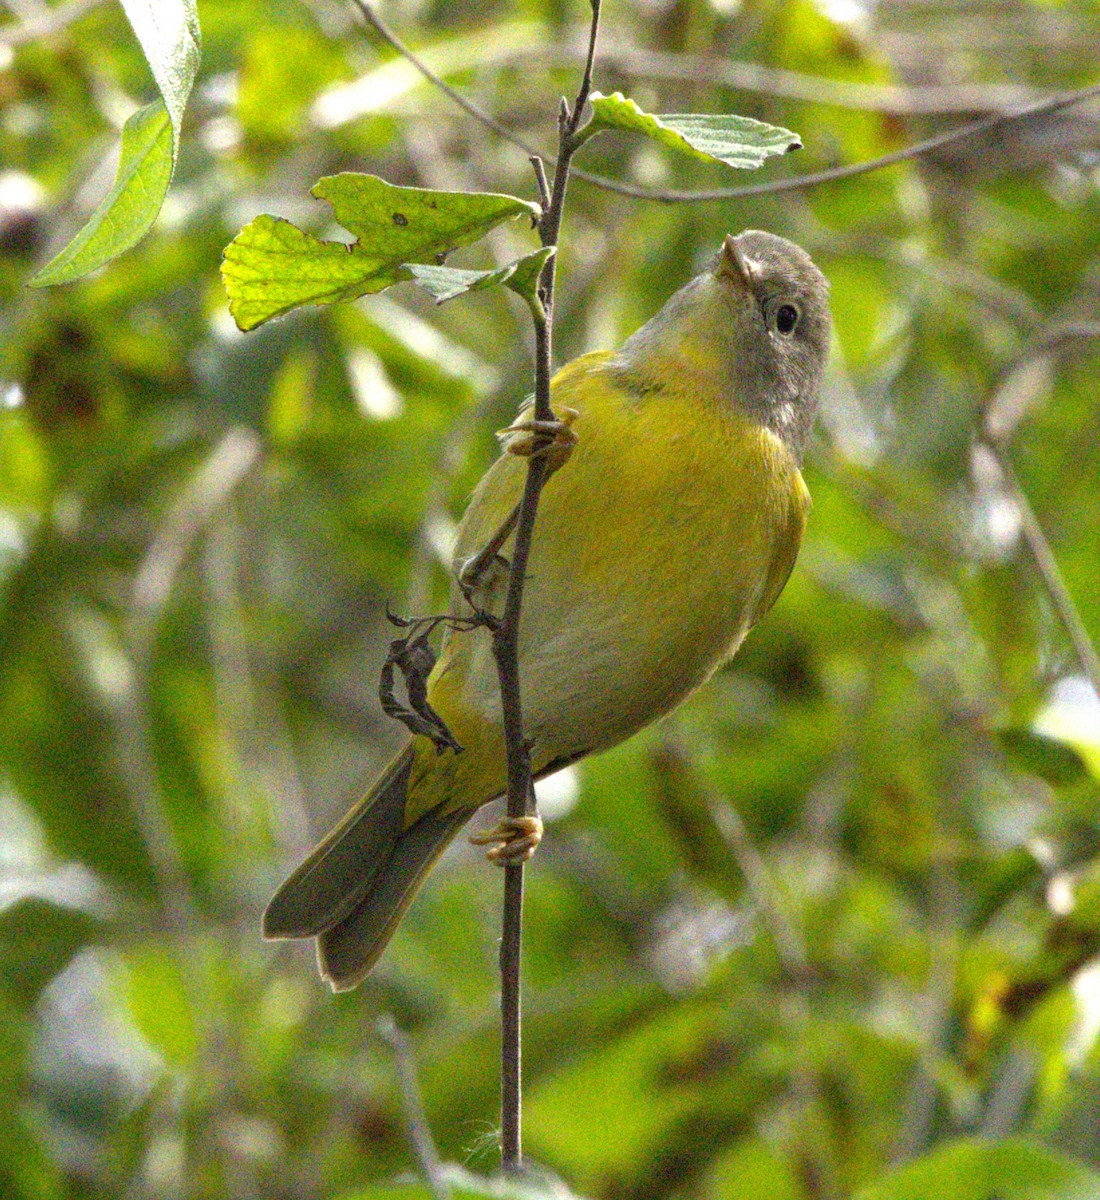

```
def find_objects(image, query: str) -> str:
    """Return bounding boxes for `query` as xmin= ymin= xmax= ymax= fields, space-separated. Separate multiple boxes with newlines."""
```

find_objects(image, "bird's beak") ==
xmin=715 ymin=233 xmax=754 ymax=294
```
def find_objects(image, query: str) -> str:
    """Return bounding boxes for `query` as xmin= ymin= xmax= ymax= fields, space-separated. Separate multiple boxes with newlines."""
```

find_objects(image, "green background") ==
xmin=2 ymin=0 xmax=1100 ymax=1197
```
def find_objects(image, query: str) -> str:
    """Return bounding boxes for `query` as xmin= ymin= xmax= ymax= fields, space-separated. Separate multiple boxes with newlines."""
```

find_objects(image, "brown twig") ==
xmin=339 ymin=7 xmax=1100 ymax=206
xmin=376 ymin=1015 xmax=451 ymax=1200
xmin=488 ymin=0 xmax=602 ymax=1175
xmin=976 ymin=324 xmax=1100 ymax=699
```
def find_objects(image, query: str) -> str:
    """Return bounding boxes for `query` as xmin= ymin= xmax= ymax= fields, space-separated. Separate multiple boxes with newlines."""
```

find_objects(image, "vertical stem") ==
xmin=494 ymin=306 xmax=551 ymax=1174
xmin=491 ymin=0 xmax=603 ymax=1174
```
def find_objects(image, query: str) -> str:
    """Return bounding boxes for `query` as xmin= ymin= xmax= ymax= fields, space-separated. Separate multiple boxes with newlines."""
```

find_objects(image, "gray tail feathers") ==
xmin=318 ymin=805 xmax=471 ymax=990
xmin=262 ymin=744 xmax=473 ymax=989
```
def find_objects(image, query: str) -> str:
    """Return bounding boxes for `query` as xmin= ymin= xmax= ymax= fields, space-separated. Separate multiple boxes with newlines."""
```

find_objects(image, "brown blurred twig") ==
xmin=976 ymin=326 xmax=1100 ymax=698
xmin=377 ymin=1016 xmax=450 ymax=1200
xmin=487 ymin=0 xmax=603 ymax=1173
xmin=341 ymin=8 xmax=1100 ymax=205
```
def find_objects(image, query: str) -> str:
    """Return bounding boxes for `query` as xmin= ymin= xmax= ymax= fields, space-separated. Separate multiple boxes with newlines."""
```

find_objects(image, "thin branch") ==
xmin=377 ymin=1016 xmax=450 ymax=1200
xmin=591 ymin=41 xmax=1045 ymax=116
xmin=0 ymin=0 xmax=103 ymax=46
xmin=983 ymin=443 xmax=1100 ymax=699
xmin=489 ymin=0 xmax=603 ymax=1177
xmin=339 ymin=7 xmax=1100 ymax=207
xmin=580 ymin=81 xmax=1100 ymax=203
xmin=974 ymin=322 xmax=1100 ymax=698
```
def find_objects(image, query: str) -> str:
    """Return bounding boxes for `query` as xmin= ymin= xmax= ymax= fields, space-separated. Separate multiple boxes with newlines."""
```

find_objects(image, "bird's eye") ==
xmin=775 ymin=303 xmax=800 ymax=336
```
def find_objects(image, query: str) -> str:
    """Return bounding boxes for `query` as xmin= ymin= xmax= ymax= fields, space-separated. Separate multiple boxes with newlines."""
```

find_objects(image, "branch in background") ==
xmin=651 ymin=737 xmax=840 ymax=1199
xmin=706 ymin=785 xmax=809 ymax=980
xmin=338 ymin=10 xmax=1100 ymax=206
xmin=587 ymin=81 xmax=1100 ymax=203
xmin=891 ymin=868 xmax=962 ymax=1165
xmin=377 ymin=1016 xmax=451 ymax=1200
xmin=591 ymin=41 xmax=1044 ymax=116
xmin=125 ymin=428 xmax=261 ymax=935
xmin=983 ymin=444 xmax=1100 ymax=699
xmin=976 ymin=323 xmax=1100 ymax=700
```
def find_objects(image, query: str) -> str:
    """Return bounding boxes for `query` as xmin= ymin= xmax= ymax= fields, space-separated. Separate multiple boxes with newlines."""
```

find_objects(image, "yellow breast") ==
xmin=408 ymin=352 xmax=809 ymax=820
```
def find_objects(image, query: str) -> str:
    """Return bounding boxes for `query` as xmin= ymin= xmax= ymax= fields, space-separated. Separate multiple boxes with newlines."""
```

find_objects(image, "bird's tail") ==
xmin=262 ymin=743 xmax=472 ymax=990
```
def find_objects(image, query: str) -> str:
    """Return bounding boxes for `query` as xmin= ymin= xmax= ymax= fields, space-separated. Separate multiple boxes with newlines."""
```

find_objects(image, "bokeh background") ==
xmin=2 ymin=0 xmax=1100 ymax=1197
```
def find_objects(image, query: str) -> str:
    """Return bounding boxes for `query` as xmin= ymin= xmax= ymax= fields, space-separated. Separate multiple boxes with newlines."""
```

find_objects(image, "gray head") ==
xmin=613 ymin=230 xmax=831 ymax=463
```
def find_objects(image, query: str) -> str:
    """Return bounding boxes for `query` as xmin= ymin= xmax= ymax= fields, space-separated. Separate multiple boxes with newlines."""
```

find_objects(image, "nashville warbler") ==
xmin=264 ymin=230 xmax=831 ymax=989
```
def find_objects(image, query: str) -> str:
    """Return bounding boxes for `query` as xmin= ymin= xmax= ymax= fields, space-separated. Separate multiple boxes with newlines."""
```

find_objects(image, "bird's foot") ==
xmin=469 ymin=814 xmax=544 ymax=865
xmin=499 ymin=406 xmax=579 ymax=476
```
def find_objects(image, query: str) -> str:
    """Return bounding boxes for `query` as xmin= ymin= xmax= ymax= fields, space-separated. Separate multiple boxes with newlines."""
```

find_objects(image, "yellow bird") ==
xmin=264 ymin=230 xmax=831 ymax=989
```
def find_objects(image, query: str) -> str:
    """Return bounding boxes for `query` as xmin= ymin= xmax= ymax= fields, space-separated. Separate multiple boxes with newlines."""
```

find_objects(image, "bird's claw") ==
xmin=469 ymin=815 xmax=544 ymax=865
xmin=499 ymin=407 xmax=579 ymax=476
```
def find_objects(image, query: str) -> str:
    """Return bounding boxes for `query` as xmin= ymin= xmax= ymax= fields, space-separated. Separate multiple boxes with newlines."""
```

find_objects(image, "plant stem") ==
xmin=343 ymin=4 xmax=1100 ymax=206
xmin=984 ymin=442 xmax=1100 ymax=698
xmin=377 ymin=1016 xmax=450 ymax=1200
xmin=491 ymin=0 xmax=603 ymax=1175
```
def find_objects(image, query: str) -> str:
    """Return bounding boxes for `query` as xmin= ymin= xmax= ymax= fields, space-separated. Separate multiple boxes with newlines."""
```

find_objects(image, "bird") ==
xmin=263 ymin=230 xmax=831 ymax=990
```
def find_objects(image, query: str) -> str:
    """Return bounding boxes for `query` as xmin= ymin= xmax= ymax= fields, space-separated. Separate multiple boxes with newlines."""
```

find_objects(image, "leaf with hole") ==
xmin=221 ymin=175 xmax=540 ymax=330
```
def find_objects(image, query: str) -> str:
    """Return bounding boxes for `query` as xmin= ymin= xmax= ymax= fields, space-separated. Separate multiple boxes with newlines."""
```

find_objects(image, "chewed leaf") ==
xmin=583 ymin=91 xmax=801 ymax=170
xmin=221 ymin=174 xmax=540 ymax=330
xmin=219 ymin=215 xmax=385 ymax=331
xmin=30 ymin=102 xmax=174 ymax=287
xmin=404 ymin=246 xmax=554 ymax=306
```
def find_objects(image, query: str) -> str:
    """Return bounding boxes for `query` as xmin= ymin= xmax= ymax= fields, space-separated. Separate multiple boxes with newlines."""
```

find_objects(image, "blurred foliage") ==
xmin=2 ymin=0 xmax=1100 ymax=1198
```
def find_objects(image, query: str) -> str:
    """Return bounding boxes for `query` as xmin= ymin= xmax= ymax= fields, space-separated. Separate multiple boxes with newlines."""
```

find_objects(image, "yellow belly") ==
xmin=406 ymin=353 xmax=808 ymax=822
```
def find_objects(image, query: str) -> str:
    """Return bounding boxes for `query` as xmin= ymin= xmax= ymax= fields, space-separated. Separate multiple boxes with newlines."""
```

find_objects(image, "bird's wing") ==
xmin=750 ymin=470 xmax=811 ymax=628
xmin=451 ymin=439 xmax=528 ymax=573
xmin=449 ymin=351 xmax=616 ymax=597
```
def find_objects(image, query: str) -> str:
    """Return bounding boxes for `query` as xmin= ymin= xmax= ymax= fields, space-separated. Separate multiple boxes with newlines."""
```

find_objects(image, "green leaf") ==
xmin=221 ymin=174 xmax=540 ymax=330
xmin=29 ymin=101 xmax=174 ymax=286
xmin=999 ymin=728 xmax=1088 ymax=787
xmin=855 ymin=1138 xmax=1100 ymax=1200
xmin=581 ymin=91 xmax=801 ymax=169
xmin=404 ymin=246 xmax=554 ymax=306
xmin=120 ymin=0 xmax=202 ymax=157
xmin=117 ymin=946 xmax=199 ymax=1070
xmin=0 ymin=895 xmax=99 ymax=1010
xmin=29 ymin=1 xmax=200 ymax=285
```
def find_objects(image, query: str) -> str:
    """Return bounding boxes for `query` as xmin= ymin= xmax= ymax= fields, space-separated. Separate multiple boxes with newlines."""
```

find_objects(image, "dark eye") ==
xmin=775 ymin=303 xmax=799 ymax=336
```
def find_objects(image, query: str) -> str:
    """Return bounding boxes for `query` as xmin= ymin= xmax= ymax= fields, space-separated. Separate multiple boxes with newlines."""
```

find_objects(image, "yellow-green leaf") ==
xmin=30 ymin=102 xmax=174 ymax=287
xmin=404 ymin=246 xmax=554 ymax=306
xmin=582 ymin=91 xmax=801 ymax=170
xmin=221 ymin=174 xmax=539 ymax=330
